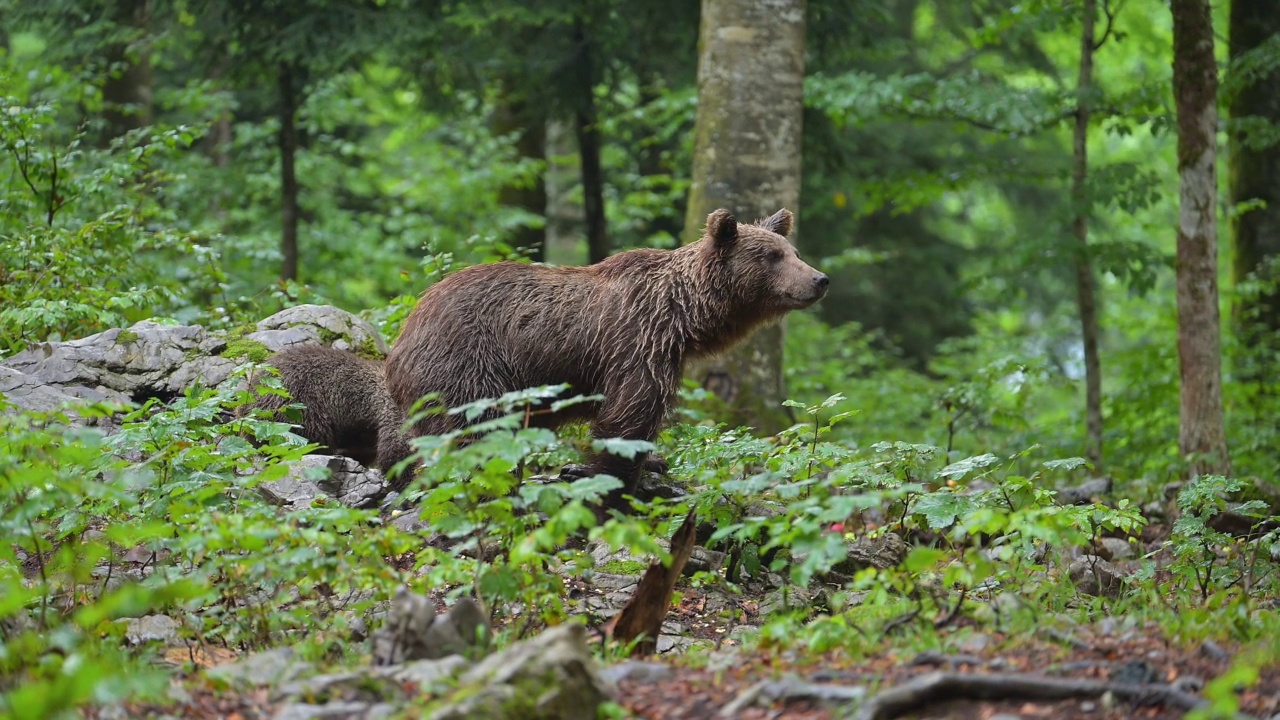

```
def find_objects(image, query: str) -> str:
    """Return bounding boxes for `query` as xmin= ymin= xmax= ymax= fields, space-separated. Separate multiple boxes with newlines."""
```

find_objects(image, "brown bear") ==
xmin=384 ymin=208 xmax=828 ymax=498
xmin=243 ymin=345 xmax=415 ymax=487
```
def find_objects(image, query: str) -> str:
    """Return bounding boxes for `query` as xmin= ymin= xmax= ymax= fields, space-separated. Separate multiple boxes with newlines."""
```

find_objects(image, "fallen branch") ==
xmin=853 ymin=671 xmax=1212 ymax=720
xmin=603 ymin=509 xmax=698 ymax=656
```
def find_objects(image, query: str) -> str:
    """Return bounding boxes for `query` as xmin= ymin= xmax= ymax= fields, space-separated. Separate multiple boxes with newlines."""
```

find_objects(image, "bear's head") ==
xmin=703 ymin=208 xmax=829 ymax=314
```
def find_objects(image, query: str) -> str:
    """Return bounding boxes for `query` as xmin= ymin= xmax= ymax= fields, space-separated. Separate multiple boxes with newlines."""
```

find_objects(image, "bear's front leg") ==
xmin=588 ymin=384 xmax=667 ymax=511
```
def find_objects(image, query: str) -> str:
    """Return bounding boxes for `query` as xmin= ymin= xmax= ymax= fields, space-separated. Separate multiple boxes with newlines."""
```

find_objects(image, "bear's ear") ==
xmin=759 ymin=208 xmax=793 ymax=238
xmin=707 ymin=209 xmax=738 ymax=245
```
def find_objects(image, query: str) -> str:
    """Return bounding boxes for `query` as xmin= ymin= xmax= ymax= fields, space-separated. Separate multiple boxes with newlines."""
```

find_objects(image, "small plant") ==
xmin=395 ymin=385 xmax=669 ymax=634
xmin=1166 ymin=475 xmax=1273 ymax=603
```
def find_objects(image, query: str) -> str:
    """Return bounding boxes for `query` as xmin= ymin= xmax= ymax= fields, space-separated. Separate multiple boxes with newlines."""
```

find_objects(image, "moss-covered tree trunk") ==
xmin=1072 ymin=0 xmax=1104 ymax=472
xmin=1171 ymin=0 xmax=1231 ymax=477
xmin=1227 ymin=0 xmax=1280 ymax=385
xmin=682 ymin=0 xmax=807 ymax=435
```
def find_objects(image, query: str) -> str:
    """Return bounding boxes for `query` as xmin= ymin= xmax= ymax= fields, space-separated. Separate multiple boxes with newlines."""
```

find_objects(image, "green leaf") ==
xmin=937 ymin=454 xmax=1000 ymax=480
xmin=591 ymin=438 xmax=657 ymax=459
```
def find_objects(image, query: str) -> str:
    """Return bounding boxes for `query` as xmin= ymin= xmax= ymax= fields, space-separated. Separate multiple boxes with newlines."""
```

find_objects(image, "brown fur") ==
xmin=384 ymin=208 xmax=828 ymax=495
xmin=244 ymin=345 xmax=415 ymax=487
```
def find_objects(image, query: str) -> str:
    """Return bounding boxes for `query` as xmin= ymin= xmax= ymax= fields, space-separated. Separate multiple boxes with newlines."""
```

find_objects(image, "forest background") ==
xmin=2 ymin=0 xmax=1278 ymax=486
xmin=4 ymin=0 xmax=1277 ymax=489
xmin=2 ymin=0 xmax=1280 ymax=716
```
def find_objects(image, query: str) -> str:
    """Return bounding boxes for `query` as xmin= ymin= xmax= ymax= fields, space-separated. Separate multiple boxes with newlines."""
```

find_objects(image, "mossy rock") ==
xmin=597 ymin=559 xmax=648 ymax=575
xmin=221 ymin=338 xmax=273 ymax=363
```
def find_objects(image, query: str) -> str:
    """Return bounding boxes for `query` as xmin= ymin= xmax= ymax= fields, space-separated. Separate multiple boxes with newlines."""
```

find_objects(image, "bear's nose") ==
xmin=813 ymin=273 xmax=829 ymax=291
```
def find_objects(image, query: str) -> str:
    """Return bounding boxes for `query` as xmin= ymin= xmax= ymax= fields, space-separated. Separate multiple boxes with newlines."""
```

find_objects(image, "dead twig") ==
xmin=853 ymin=671 xmax=1219 ymax=720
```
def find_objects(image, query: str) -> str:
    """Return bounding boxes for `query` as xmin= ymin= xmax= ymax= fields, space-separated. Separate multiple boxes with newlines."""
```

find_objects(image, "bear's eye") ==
xmin=767 ymin=249 xmax=784 ymax=262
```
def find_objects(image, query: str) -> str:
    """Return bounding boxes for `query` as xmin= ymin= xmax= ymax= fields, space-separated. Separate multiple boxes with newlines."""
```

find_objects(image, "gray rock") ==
xmin=687 ymin=546 xmax=727 ymax=575
xmin=206 ymin=647 xmax=313 ymax=688
xmin=598 ymin=660 xmax=672 ymax=685
xmin=1058 ymin=477 xmax=1112 ymax=505
xmin=831 ymin=532 xmax=908 ymax=575
xmin=260 ymin=473 xmax=326 ymax=509
xmin=261 ymin=456 xmax=391 ymax=510
xmin=124 ymin=614 xmax=180 ymax=646
xmin=956 ymin=632 xmax=990 ymax=655
xmin=0 ymin=366 xmax=104 ymax=420
xmin=760 ymin=586 xmax=811 ymax=616
xmin=273 ymin=701 xmax=394 ymax=720
xmin=390 ymin=656 xmax=471 ymax=690
xmin=388 ymin=511 xmax=432 ymax=533
xmin=371 ymin=589 xmax=490 ymax=665
xmin=718 ymin=676 xmax=866 ymax=716
xmin=315 ymin=457 xmax=390 ymax=509
xmin=431 ymin=623 xmax=608 ymax=720
xmin=250 ymin=305 xmax=389 ymax=357
xmin=275 ymin=657 xmax=470 ymax=707
xmin=656 ymin=635 xmax=695 ymax=654
xmin=590 ymin=573 xmax=641 ymax=593
xmin=276 ymin=670 xmax=367 ymax=703
xmin=2 ymin=321 xmax=236 ymax=402
xmin=1068 ymin=555 xmax=1126 ymax=598
xmin=1097 ymin=537 xmax=1135 ymax=561
xmin=589 ymin=539 xmax=724 ymax=579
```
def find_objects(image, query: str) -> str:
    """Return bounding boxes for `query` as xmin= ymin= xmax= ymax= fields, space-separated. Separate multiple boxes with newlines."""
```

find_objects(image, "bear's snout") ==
xmin=813 ymin=273 xmax=829 ymax=293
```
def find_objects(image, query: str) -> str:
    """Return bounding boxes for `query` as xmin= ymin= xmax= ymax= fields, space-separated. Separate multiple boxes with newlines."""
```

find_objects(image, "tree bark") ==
xmin=493 ymin=87 xmax=548 ymax=262
xmin=278 ymin=61 xmax=300 ymax=283
xmin=1171 ymin=0 xmax=1230 ymax=477
xmin=1072 ymin=0 xmax=1103 ymax=472
xmin=683 ymin=0 xmax=807 ymax=435
xmin=1227 ymin=0 xmax=1280 ymax=383
xmin=576 ymin=106 xmax=608 ymax=264
xmin=101 ymin=0 xmax=153 ymax=141
xmin=573 ymin=18 xmax=609 ymax=264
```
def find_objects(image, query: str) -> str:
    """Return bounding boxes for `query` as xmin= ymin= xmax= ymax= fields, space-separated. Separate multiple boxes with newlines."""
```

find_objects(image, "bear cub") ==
xmin=385 ymin=208 xmax=828 ymax=501
xmin=244 ymin=344 xmax=415 ymax=487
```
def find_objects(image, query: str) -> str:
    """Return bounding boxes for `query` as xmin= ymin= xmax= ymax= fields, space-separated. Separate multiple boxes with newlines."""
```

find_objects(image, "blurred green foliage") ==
xmin=1 ymin=0 xmax=1280 ymax=714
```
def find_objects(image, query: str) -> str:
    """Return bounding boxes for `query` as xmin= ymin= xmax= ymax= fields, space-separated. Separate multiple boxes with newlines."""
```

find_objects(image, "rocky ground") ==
xmin=8 ymin=306 xmax=1279 ymax=720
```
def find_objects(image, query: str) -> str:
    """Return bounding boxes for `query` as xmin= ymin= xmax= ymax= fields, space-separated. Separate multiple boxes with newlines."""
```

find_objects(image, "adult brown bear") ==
xmin=385 ymin=208 xmax=828 ymax=499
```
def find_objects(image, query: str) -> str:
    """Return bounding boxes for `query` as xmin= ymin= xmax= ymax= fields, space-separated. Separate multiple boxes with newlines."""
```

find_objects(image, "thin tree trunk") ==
xmin=492 ymin=88 xmax=548 ymax=262
xmin=1227 ymin=0 xmax=1280 ymax=385
xmin=278 ymin=61 xmax=300 ymax=283
xmin=576 ymin=106 xmax=608 ymax=264
xmin=101 ymin=0 xmax=153 ymax=141
xmin=1072 ymin=0 xmax=1104 ymax=472
xmin=683 ymin=0 xmax=807 ymax=434
xmin=573 ymin=19 xmax=608 ymax=264
xmin=1171 ymin=0 xmax=1230 ymax=477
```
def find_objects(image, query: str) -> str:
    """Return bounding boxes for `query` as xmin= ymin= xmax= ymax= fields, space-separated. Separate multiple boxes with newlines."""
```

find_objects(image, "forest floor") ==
xmin=114 ymin=606 xmax=1280 ymax=720
xmin=109 ymin=575 xmax=1280 ymax=720
xmin=94 ymin=506 xmax=1280 ymax=720
xmin=615 ymin=611 xmax=1280 ymax=719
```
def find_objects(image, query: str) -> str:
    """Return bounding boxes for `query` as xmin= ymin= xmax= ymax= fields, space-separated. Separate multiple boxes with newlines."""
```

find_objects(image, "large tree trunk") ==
xmin=1227 ymin=0 xmax=1280 ymax=386
xmin=101 ymin=0 xmax=153 ymax=141
xmin=1072 ymin=0 xmax=1104 ymax=472
xmin=493 ymin=87 xmax=548 ymax=262
xmin=1171 ymin=0 xmax=1230 ymax=478
xmin=683 ymin=0 xmax=807 ymax=435
xmin=278 ymin=62 xmax=300 ymax=283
